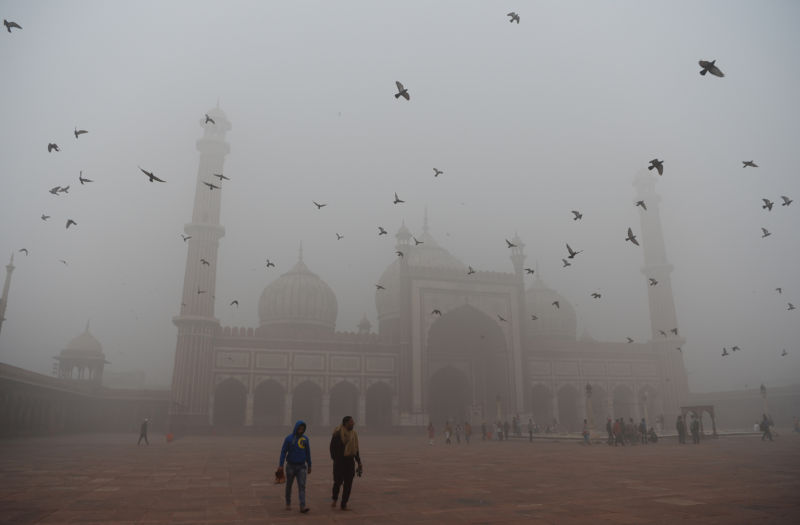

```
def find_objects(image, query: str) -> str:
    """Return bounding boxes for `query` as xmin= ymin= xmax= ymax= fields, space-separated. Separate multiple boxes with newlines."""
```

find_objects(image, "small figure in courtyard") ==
xmin=760 ymin=414 xmax=773 ymax=442
xmin=464 ymin=421 xmax=472 ymax=444
xmin=606 ymin=417 xmax=613 ymax=446
xmin=647 ymin=427 xmax=659 ymax=443
xmin=528 ymin=418 xmax=535 ymax=442
xmin=639 ymin=418 xmax=648 ymax=445
xmin=503 ymin=420 xmax=511 ymax=440
xmin=582 ymin=419 xmax=591 ymax=445
xmin=278 ymin=420 xmax=312 ymax=513
xmin=690 ymin=415 xmax=701 ymax=444
xmin=676 ymin=415 xmax=686 ymax=444
xmin=137 ymin=418 xmax=149 ymax=446
xmin=455 ymin=423 xmax=463 ymax=444
xmin=427 ymin=421 xmax=435 ymax=445
xmin=613 ymin=418 xmax=625 ymax=447
xmin=444 ymin=422 xmax=453 ymax=445
xmin=330 ymin=416 xmax=363 ymax=511
xmin=481 ymin=421 xmax=487 ymax=441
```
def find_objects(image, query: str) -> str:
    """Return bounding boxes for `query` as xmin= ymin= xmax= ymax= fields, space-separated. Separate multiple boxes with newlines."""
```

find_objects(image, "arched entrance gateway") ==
xmin=426 ymin=304 xmax=510 ymax=423
xmin=292 ymin=381 xmax=322 ymax=428
xmin=253 ymin=379 xmax=284 ymax=427
xmin=329 ymin=381 xmax=359 ymax=425
xmin=214 ymin=378 xmax=247 ymax=427
xmin=366 ymin=382 xmax=393 ymax=429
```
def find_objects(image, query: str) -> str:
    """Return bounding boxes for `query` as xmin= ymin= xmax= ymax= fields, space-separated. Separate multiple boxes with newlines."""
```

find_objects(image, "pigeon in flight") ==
xmin=635 ymin=200 xmax=647 ymax=210
xmin=531 ymin=315 xmax=538 ymax=320
xmin=78 ymin=171 xmax=93 ymax=185
xmin=47 ymin=143 xmax=60 ymax=153
xmin=626 ymin=337 xmax=634 ymax=343
xmin=775 ymin=287 xmax=782 ymax=294
xmin=200 ymin=258 xmax=210 ymax=266
xmin=507 ymin=12 xmax=520 ymax=23
xmin=396 ymin=251 xmax=404 ymax=258
xmin=649 ymin=278 xmax=658 ymax=286
xmin=204 ymin=114 xmax=215 ymax=124
xmin=265 ymin=259 xmax=276 ymax=268
xmin=181 ymin=234 xmax=191 ymax=242
xmin=742 ymin=160 xmax=758 ymax=168
xmin=49 ymin=186 xmax=61 ymax=195
xmin=562 ymin=258 xmax=571 ymax=268
xmin=336 ymin=233 xmax=344 ymax=240
xmin=659 ymin=330 xmax=667 ymax=337
xmin=197 ymin=287 xmax=206 ymax=295
xmin=393 ymin=192 xmax=405 ymax=204
xmin=59 ymin=259 xmax=68 ymax=265
xmin=721 ymin=348 xmax=729 ymax=356
xmin=781 ymin=195 xmax=793 ymax=206
xmin=497 ymin=314 xmax=507 ymax=322
xmin=213 ymin=173 xmax=230 ymax=181
xmin=378 ymin=226 xmax=388 ymax=236
xmin=591 ymin=292 xmax=602 ymax=299
xmin=648 ymin=159 xmax=664 ymax=175
xmin=4 ymin=19 xmax=22 ymax=32
xmin=571 ymin=210 xmax=583 ymax=221
xmin=467 ymin=266 xmax=476 ymax=275
xmin=625 ymin=227 xmax=640 ymax=246
xmin=762 ymin=198 xmax=774 ymax=211
xmin=413 ymin=236 xmax=423 ymax=246
xmin=18 ymin=248 xmax=28 ymax=256
xmin=789 ymin=303 xmax=796 ymax=311
xmin=552 ymin=301 xmax=560 ymax=309
xmin=230 ymin=300 xmax=239 ymax=307
xmin=394 ymin=81 xmax=410 ymax=100
xmin=699 ymin=59 xmax=725 ymax=77
xmin=670 ymin=328 xmax=678 ymax=335
xmin=74 ymin=127 xmax=88 ymax=139
xmin=761 ymin=227 xmax=771 ymax=238
xmin=731 ymin=346 xmax=741 ymax=352
xmin=65 ymin=219 xmax=77 ymax=229
xmin=505 ymin=239 xmax=517 ymax=248
xmin=781 ymin=349 xmax=788 ymax=357
xmin=524 ymin=268 xmax=535 ymax=274
xmin=203 ymin=181 xmax=220 ymax=190
xmin=313 ymin=201 xmax=327 ymax=209
xmin=375 ymin=284 xmax=386 ymax=290
xmin=566 ymin=243 xmax=582 ymax=259
xmin=433 ymin=168 xmax=443 ymax=177
xmin=431 ymin=309 xmax=442 ymax=316
xmin=58 ymin=186 xmax=69 ymax=194
xmin=139 ymin=167 xmax=165 ymax=183
xmin=41 ymin=214 xmax=50 ymax=221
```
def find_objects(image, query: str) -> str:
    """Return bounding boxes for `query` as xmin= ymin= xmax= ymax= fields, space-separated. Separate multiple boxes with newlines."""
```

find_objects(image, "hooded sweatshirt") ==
xmin=279 ymin=420 xmax=312 ymax=467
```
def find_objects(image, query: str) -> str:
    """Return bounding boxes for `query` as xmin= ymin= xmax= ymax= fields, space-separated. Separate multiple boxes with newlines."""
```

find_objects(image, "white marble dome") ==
xmin=61 ymin=323 xmax=104 ymax=358
xmin=525 ymin=276 xmax=577 ymax=341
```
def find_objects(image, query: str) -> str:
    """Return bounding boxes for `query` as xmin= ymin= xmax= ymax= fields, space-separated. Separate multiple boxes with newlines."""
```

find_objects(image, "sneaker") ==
xmin=285 ymin=504 xmax=291 ymax=511
xmin=300 ymin=507 xmax=310 ymax=513
xmin=331 ymin=501 xmax=337 ymax=508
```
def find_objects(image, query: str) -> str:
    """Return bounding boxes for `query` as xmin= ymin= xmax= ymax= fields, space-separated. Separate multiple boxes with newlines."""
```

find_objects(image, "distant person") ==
xmin=793 ymin=416 xmax=800 ymax=434
xmin=137 ymin=418 xmax=149 ymax=446
xmin=496 ymin=421 xmax=503 ymax=441
xmin=606 ymin=417 xmax=613 ymax=446
xmin=613 ymin=418 xmax=624 ymax=447
xmin=676 ymin=416 xmax=686 ymax=445
xmin=278 ymin=420 xmax=312 ymax=513
xmin=455 ymin=423 xmax=463 ymax=444
xmin=330 ymin=416 xmax=362 ymax=511
xmin=639 ymin=418 xmax=648 ymax=445
xmin=481 ymin=421 xmax=487 ymax=441
xmin=690 ymin=415 xmax=700 ymax=444
xmin=582 ymin=419 xmax=591 ymax=445
xmin=464 ymin=422 xmax=472 ymax=444
xmin=444 ymin=422 xmax=453 ymax=445
xmin=760 ymin=414 xmax=773 ymax=442
xmin=503 ymin=420 xmax=510 ymax=440
xmin=528 ymin=418 xmax=534 ymax=442
xmin=647 ymin=427 xmax=658 ymax=443
xmin=427 ymin=422 xmax=435 ymax=446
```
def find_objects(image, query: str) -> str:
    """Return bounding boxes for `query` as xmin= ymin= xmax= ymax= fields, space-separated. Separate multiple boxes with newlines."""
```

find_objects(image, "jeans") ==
xmin=285 ymin=463 xmax=307 ymax=508
xmin=332 ymin=458 xmax=355 ymax=507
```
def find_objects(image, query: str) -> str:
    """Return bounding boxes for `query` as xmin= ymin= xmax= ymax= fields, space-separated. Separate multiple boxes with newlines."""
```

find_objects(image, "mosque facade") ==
xmin=169 ymin=108 xmax=690 ymax=433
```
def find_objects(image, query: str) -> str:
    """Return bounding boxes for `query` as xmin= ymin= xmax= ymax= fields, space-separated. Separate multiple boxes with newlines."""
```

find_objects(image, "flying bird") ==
xmin=375 ymin=284 xmax=385 ymax=290
xmin=775 ymin=287 xmax=782 ymax=294
xmin=213 ymin=173 xmax=230 ymax=181
xmin=394 ymin=81 xmax=410 ymax=100
xmin=74 ymin=127 xmax=88 ymax=139
xmin=58 ymin=185 xmax=69 ymax=194
xmin=762 ymin=198 xmax=774 ymax=211
xmin=413 ymin=236 xmax=423 ymax=246
xmin=393 ymin=192 xmax=404 ymax=204
xmin=524 ymin=267 xmax=535 ymax=274
xmin=699 ymin=59 xmax=725 ymax=77
xmin=65 ymin=219 xmax=77 ymax=229
xmin=200 ymin=258 xmax=210 ymax=266
xmin=431 ymin=309 xmax=442 ymax=316
xmin=313 ymin=201 xmax=327 ymax=209
xmin=139 ymin=166 xmax=165 ymax=183
xmin=203 ymin=181 xmax=220 ymax=190
xmin=566 ymin=243 xmax=582 ymax=259
xmin=41 ymin=214 xmax=50 ymax=221
xmin=670 ymin=328 xmax=679 ymax=335
xmin=505 ymin=239 xmax=517 ymax=248
xmin=336 ymin=233 xmax=344 ymax=240
xmin=378 ymin=226 xmax=388 ymax=236
xmin=507 ymin=12 xmax=520 ymax=23
xmin=721 ymin=347 xmax=729 ymax=356
xmin=659 ymin=330 xmax=667 ymax=337
xmin=626 ymin=337 xmax=634 ymax=344
xmin=649 ymin=278 xmax=658 ymax=286
xmin=789 ymin=303 xmax=796 ymax=311
xmin=58 ymin=259 xmax=68 ymax=265
xmin=204 ymin=114 xmax=215 ymax=124
xmin=433 ymin=168 xmax=443 ymax=177
xmin=531 ymin=315 xmax=538 ymax=321
xmin=571 ymin=210 xmax=583 ymax=221
xmin=467 ymin=266 xmax=476 ymax=275
xmin=647 ymin=159 xmax=664 ymax=175
xmin=497 ymin=314 xmax=507 ymax=322
xmin=78 ymin=171 xmax=93 ymax=184
xmin=552 ymin=301 xmax=560 ymax=309
xmin=635 ymin=200 xmax=647 ymax=210
xmin=562 ymin=258 xmax=571 ymax=268
xmin=230 ymin=300 xmax=239 ymax=307
xmin=396 ymin=251 xmax=404 ymax=258
xmin=197 ymin=287 xmax=206 ymax=295
xmin=780 ymin=195 xmax=793 ymax=206
xmin=18 ymin=248 xmax=28 ymax=256
xmin=591 ymin=292 xmax=602 ymax=299
xmin=781 ymin=349 xmax=788 ymax=357
xmin=4 ymin=19 xmax=22 ymax=32
xmin=731 ymin=346 xmax=741 ymax=352
xmin=47 ymin=143 xmax=60 ymax=153
xmin=625 ymin=227 xmax=640 ymax=246
xmin=181 ymin=234 xmax=191 ymax=242
xmin=742 ymin=160 xmax=758 ymax=168
xmin=761 ymin=227 xmax=771 ymax=238
xmin=49 ymin=186 xmax=61 ymax=195
xmin=265 ymin=259 xmax=276 ymax=268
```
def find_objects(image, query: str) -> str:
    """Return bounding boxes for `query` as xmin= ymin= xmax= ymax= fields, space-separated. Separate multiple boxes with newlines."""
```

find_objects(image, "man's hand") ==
xmin=307 ymin=466 xmax=312 ymax=475
xmin=277 ymin=466 xmax=284 ymax=472
xmin=356 ymin=464 xmax=363 ymax=477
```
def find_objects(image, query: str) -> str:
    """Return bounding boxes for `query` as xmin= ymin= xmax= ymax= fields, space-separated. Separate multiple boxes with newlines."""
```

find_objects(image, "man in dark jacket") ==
xmin=137 ymin=418 xmax=149 ymax=446
xmin=278 ymin=420 xmax=312 ymax=513
xmin=330 ymin=416 xmax=362 ymax=511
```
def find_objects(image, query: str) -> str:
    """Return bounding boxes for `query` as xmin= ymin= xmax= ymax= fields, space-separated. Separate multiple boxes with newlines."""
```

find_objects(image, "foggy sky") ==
xmin=1 ymin=0 xmax=798 ymax=393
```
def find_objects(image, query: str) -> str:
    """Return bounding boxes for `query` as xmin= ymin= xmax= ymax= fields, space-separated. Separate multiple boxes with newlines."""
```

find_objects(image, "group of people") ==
xmin=431 ymin=421 xmax=474 ymax=445
xmin=606 ymin=417 xmax=658 ymax=446
xmin=675 ymin=414 xmax=702 ymax=444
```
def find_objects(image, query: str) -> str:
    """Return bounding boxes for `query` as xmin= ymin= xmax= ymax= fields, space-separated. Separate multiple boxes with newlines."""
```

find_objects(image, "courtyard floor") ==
xmin=0 ymin=431 xmax=798 ymax=524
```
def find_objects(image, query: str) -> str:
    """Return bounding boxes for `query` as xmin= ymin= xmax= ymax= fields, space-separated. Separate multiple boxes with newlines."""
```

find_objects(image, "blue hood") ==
xmin=293 ymin=420 xmax=307 ymax=435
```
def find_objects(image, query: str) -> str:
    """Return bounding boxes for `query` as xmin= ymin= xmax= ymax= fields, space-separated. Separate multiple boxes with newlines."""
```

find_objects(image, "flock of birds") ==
xmin=4 ymin=11 xmax=795 ymax=365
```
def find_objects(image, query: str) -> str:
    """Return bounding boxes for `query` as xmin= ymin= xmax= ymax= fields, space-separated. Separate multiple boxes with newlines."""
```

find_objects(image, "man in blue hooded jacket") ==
xmin=277 ymin=420 xmax=312 ymax=513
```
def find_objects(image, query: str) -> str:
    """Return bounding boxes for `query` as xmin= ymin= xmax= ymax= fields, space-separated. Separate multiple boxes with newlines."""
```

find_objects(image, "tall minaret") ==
xmin=0 ymin=253 xmax=15 ymax=338
xmin=633 ymin=172 xmax=689 ymax=417
xmin=170 ymin=106 xmax=231 ymax=430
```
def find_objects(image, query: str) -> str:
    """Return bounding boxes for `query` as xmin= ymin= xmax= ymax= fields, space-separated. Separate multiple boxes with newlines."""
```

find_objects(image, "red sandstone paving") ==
xmin=0 ymin=432 xmax=798 ymax=524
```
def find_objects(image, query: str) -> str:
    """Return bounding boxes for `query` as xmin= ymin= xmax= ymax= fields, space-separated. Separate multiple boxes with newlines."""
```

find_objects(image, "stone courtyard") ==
xmin=0 ymin=431 xmax=798 ymax=524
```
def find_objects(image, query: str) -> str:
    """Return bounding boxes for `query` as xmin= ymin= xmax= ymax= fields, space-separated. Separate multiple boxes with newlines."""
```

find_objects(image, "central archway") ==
xmin=214 ymin=378 xmax=246 ymax=428
xmin=292 ymin=381 xmax=322 ymax=429
xmin=426 ymin=304 xmax=510 ymax=421
xmin=428 ymin=366 xmax=471 ymax=425
xmin=329 ymin=381 xmax=359 ymax=425
xmin=253 ymin=379 xmax=284 ymax=427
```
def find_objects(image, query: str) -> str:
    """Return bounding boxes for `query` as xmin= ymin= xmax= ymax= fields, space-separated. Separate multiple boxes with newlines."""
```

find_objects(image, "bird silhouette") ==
xmin=552 ymin=301 xmax=560 ymax=309
xmin=41 ymin=214 xmax=50 ymax=221
xmin=781 ymin=195 xmax=793 ymax=206
xmin=649 ymin=278 xmax=658 ymax=286
xmin=396 ymin=251 xmax=404 ymax=258
xmin=58 ymin=186 xmax=69 ymax=194
xmin=591 ymin=292 xmax=602 ymax=299
xmin=566 ymin=243 xmax=582 ymax=259
xmin=721 ymin=348 xmax=729 ymax=356
xmin=65 ymin=219 xmax=77 ymax=229
xmin=139 ymin=167 xmax=165 ymax=183
xmin=181 ymin=234 xmax=191 ymax=242
xmin=505 ymin=239 xmax=517 ymax=248
xmin=531 ymin=315 xmax=538 ymax=320
xmin=78 ymin=171 xmax=93 ymax=184
xmin=203 ymin=181 xmax=220 ymax=190
xmin=635 ymin=200 xmax=647 ymax=210
xmin=336 ymin=233 xmax=344 ymax=240
xmin=562 ymin=259 xmax=571 ymax=268
xmin=659 ymin=330 xmax=667 ymax=337
xmin=467 ymin=266 xmax=476 ymax=275
xmin=648 ymin=159 xmax=664 ymax=175
xmin=699 ymin=59 xmax=725 ymax=77
xmin=524 ymin=268 xmax=535 ymax=274
xmin=49 ymin=186 xmax=61 ymax=195
xmin=626 ymin=337 xmax=634 ymax=343
xmin=433 ymin=168 xmax=443 ymax=177
xmin=200 ymin=258 xmax=210 ymax=266
xmin=742 ymin=160 xmax=758 ymax=168
xmin=626 ymin=227 xmax=640 ymax=246
xmin=394 ymin=81 xmax=410 ymax=100
xmin=781 ymin=349 xmax=788 ymax=357
xmin=47 ymin=143 xmax=60 ymax=153
xmin=571 ymin=210 xmax=583 ymax=221
xmin=431 ymin=309 xmax=442 ymax=316
xmin=507 ymin=12 xmax=520 ymax=23
xmin=4 ymin=19 xmax=22 ymax=32
xmin=789 ymin=303 xmax=796 ymax=311
xmin=197 ymin=287 xmax=206 ymax=295
xmin=213 ymin=173 xmax=230 ymax=181
xmin=497 ymin=314 xmax=507 ymax=322
xmin=230 ymin=300 xmax=239 ymax=307
xmin=413 ymin=236 xmax=423 ymax=246
xmin=670 ymin=328 xmax=678 ymax=335
xmin=761 ymin=227 xmax=771 ymax=238
xmin=775 ymin=287 xmax=782 ymax=294
xmin=18 ymin=248 xmax=28 ymax=256
xmin=313 ymin=201 xmax=327 ymax=209
xmin=204 ymin=114 xmax=215 ymax=124
xmin=265 ymin=259 xmax=276 ymax=268
xmin=378 ymin=226 xmax=388 ymax=236
xmin=393 ymin=192 xmax=404 ymax=204
xmin=731 ymin=346 xmax=741 ymax=352
xmin=762 ymin=198 xmax=774 ymax=211
xmin=375 ymin=284 xmax=386 ymax=290
xmin=58 ymin=259 xmax=68 ymax=265
xmin=74 ymin=127 xmax=88 ymax=139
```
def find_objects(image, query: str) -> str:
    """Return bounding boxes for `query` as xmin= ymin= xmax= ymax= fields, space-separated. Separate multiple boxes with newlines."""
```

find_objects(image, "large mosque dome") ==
xmin=525 ymin=275 xmax=577 ymax=341
xmin=258 ymin=249 xmax=338 ymax=336
xmin=60 ymin=323 xmax=104 ymax=358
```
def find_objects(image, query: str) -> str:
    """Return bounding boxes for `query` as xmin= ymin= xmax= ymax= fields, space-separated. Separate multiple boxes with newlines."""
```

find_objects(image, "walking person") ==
xmin=639 ymin=418 xmax=648 ymax=445
xmin=278 ymin=420 xmax=312 ymax=513
xmin=137 ymin=418 xmax=149 ymax=446
xmin=464 ymin=421 xmax=472 ymax=444
xmin=503 ymin=420 xmax=510 ymax=441
xmin=606 ymin=417 xmax=613 ymax=446
xmin=330 ymin=416 xmax=363 ymax=511
xmin=455 ymin=423 xmax=463 ymax=444
xmin=676 ymin=415 xmax=686 ymax=444
xmin=613 ymin=418 xmax=625 ymax=447
xmin=690 ymin=415 xmax=700 ymax=444
xmin=760 ymin=414 xmax=773 ymax=442
xmin=528 ymin=418 xmax=534 ymax=442
xmin=582 ymin=419 xmax=591 ymax=445
xmin=481 ymin=421 xmax=487 ymax=441
xmin=444 ymin=422 xmax=453 ymax=445
xmin=427 ymin=421 xmax=435 ymax=445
